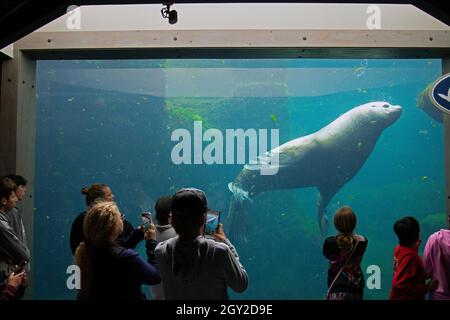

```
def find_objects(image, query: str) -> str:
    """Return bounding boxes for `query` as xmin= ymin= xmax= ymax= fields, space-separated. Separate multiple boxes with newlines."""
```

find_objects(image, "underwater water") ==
xmin=34 ymin=58 xmax=445 ymax=300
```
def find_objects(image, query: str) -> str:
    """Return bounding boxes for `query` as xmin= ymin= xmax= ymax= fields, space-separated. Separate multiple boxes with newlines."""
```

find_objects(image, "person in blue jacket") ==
xmin=74 ymin=201 xmax=160 ymax=300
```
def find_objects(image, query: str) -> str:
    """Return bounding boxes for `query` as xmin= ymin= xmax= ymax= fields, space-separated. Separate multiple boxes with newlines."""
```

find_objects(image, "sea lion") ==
xmin=227 ymin=101 xmax=402 ymax=241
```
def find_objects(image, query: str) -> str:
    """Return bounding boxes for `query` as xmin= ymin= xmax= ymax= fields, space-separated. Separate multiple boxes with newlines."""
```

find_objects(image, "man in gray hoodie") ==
xmin=155 ymin=188 xmax=248 ymax=300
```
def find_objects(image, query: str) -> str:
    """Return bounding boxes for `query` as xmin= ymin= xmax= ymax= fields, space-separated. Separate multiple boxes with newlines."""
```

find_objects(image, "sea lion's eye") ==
xmin=383 ymin=104 xmax=390 ymax=108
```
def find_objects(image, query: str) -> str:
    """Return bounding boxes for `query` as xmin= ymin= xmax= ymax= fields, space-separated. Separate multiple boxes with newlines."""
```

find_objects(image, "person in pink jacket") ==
xmin=423 ymin=215 xmax=450 ymax=300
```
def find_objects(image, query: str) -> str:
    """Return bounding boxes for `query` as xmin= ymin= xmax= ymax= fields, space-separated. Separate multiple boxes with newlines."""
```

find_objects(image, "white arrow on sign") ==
xmin=438 ymin=88 xmax=450 ymax=103
xmin=429 ymin=73 xmax=450 ymax=115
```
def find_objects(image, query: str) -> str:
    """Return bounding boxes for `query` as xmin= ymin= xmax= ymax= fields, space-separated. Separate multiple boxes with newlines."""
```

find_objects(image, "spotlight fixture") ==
xmin=161 ymin=2 xmax=178 ymax=25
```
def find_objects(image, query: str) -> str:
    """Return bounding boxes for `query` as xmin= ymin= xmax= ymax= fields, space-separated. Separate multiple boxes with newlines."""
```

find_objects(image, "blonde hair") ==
xmin=74 ymin=202 xmax=123 ymax=299
xmin=333 ymin=206 xmax=357 ymax=253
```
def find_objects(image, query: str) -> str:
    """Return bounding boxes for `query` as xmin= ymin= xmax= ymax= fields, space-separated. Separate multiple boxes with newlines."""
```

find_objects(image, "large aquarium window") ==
xmin=35 ymin=59 xmax=444 ymax=299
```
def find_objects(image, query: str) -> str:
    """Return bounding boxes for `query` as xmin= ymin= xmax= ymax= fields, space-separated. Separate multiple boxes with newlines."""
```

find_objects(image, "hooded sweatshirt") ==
xmin=155 ymin=235 xmax=248 ymax=300
xmin=423 ymin=229 xmax=450 ymax=300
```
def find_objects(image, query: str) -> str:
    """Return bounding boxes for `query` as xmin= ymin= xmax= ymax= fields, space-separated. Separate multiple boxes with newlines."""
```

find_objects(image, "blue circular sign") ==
xmin=429 ymin=73 xmax=450 ymax=114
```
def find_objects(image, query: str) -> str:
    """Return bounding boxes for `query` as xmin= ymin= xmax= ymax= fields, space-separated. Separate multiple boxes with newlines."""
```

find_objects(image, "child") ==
xmin=422 ymin=215 xmax=450 ymax=300
xmin=389 ymin=216 xmax=438 ymax=300
xmin=323 ymin=206 xmax=368 ymax=300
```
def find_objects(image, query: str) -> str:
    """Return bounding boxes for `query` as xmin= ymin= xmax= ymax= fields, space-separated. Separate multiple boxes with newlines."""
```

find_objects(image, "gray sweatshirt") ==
xmin=155 ymin=235 xmax=248 ymax=300
xmin=151 ymin=224 xmax=178 ymax=300
xmin=0 ymin=210 xmax=31 ymax=276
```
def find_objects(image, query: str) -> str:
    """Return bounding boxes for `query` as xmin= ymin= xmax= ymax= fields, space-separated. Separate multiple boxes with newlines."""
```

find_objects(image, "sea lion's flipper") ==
xmin=243 ymin=152 xmax=289 ymax=172
xmin=317 ymin=185 xmax=340 ymax=236
xmin=228 ymin=182 xmax=252 ymax=203
xmin=227 ymin=183 xmax=251 ymax=243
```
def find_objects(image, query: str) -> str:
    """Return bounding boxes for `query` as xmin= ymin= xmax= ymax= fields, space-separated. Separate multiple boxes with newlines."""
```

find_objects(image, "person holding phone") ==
xmin=0 ymin=177 xmax=31 ymax=297
xmin=70 ymin=183 xmax=144 ymax=255
xmin=155 ymin=188 xmax=248 ymax=300
xmin=0 ymin=270 xmax=27 ymax=301
xmin=154 ymin=196 xmax=177 ymax=243
xmin=75 ymin=201 xmax=160 ymax=300
xmin=1 ymin=175 xmax=30 ymax=272
xmin=150 ymin=195 xmax=177 ymax=300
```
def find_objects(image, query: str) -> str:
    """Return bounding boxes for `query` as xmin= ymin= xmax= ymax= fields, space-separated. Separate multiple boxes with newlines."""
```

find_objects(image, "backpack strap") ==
xmin=325 ymin=239 xmax=359 ymax=300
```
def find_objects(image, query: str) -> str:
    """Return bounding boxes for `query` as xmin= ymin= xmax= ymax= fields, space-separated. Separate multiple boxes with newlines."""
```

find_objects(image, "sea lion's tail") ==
xmin=227 ymin=182 xmax=252 ymax=243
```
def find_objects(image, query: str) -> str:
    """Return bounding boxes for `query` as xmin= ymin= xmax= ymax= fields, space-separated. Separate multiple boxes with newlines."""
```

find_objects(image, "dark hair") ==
xmin=81 ymin=184 xmax=108 ymax=206
xmin=155 ymin=195 xmax=172 ymax=225
xmin=3 ymin=175 xmax=27 ymax=187
xmin=393 ymin=216 xmax=420 ymax=247
xmin=0 ymin=177 xmax=17 ymax=201
xmin=170 ymin=188 xmax=207 ymax=237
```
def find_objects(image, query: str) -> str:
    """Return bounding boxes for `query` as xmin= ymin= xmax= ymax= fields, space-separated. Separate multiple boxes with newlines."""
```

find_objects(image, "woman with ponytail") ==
xmin=70 ymin=184 xmax=144 ymax=254
xmin=322 ymin=206 xmax=368 ymax=300
xmin=75 ymin=201 xmax=160 ymax=300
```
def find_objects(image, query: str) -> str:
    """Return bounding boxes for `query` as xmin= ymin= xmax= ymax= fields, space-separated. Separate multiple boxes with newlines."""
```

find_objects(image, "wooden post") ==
xmin=0 ymin=49 xmax=36 ymax=298
xmin=443 ymin=58 xmax=450 ymax=228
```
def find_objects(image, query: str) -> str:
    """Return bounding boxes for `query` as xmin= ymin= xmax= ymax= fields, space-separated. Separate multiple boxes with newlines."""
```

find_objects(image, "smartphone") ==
xmin=14 ymin=260 xmax=28 ymax=275
xmin=204 ymin=210 xmax=220 ymax=235
xmin=140 ymin=212 xmax=153 ymax=231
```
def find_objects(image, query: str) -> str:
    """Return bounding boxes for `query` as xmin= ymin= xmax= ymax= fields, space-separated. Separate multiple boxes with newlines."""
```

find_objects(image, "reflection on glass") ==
xmin=35 ymin=59 xmax=444 ymax=299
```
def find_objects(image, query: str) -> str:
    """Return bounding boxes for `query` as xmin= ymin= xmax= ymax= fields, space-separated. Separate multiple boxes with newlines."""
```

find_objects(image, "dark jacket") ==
xmin=323 ymin=234 xmax=368 ymax=296
xmin=70 ymin=211 xmax=143 ymax=254
xmin=6 ymin=207 xmax=27 ymax=250
xmin=0 ymin=211 xmax=31 ymax=276
xmin=79 ymin=240 xmax=160 ymax=300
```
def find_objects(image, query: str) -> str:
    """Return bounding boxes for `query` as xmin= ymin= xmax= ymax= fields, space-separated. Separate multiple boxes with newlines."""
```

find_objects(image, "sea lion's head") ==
xmin=361 ymin=101 xmax=403 ymax=127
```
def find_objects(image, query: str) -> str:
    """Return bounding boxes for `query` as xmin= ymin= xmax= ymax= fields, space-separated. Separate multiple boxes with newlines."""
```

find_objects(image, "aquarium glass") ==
xmin=34 ymin=59 xmax=445 ymax=299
